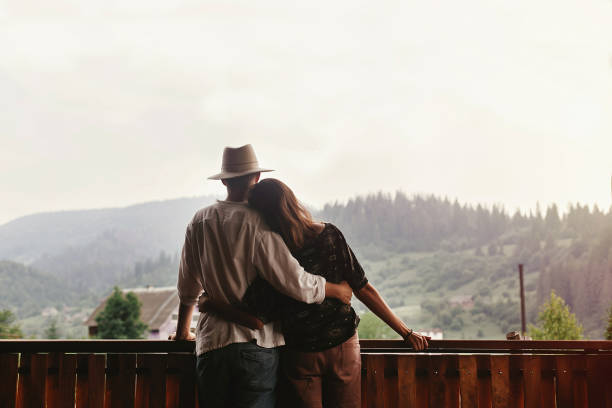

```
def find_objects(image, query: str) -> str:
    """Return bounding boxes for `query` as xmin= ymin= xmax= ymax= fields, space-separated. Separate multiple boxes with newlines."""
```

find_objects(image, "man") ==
xmin=171 ymin=144 xmax=352 ymax=408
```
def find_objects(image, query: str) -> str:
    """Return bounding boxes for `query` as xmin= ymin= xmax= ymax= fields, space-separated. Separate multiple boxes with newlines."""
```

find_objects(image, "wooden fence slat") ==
xmin=490 ymin=355 xmax=510 ymax=408
xmin=366 ymin=354 xmax=385 ymax=408
xmin=446 ymin=355 xmax=460 ymax=408
xmin=166 ymin=354 xmax=196 ymax=408
xmin=571 ymin=354 xmax=588 ymax=407
xmin=429 ymin=355 xmax=447 ymax=408
xmin=58 ymin=354 xmax=77 ymax=408
xmin=18 ymin=353 xmax=47 ymax=408
xmin=397 ymin=355 xmax=416 ymax=407
xmin=88 ymin=354 xmax=106 ymax=408
xmin=46 ymin=352 xmax=62 ymax=408
xmin=539 ymin=355 xmax=555 ymax=408
xmin=586 ymin=354 xmax=606 ymax=408
xmin=361 ymin=355 xmax=367 ymax=408
xmin=523 ymin=355 xmax=541 ymax=408
xmin=105 ymin=354 xmax=136 ymax=408
xmin=458 ymin=355 xmax=478 ymax=408
xmin=414 ymin=355 xmax=430 ymax=408
xmin=75 ymin=355 xmax=89 ymax=408
xmin=555 ymin=355 xmax=573 ymax=408
xmin=384 ymin=355 xmax=398 ymax=408
xmin=603 ymin=355 xmax=612 ymax=408
xmin=0 ymin=353 xmax=19 ymax=408
xmin=508 ymin=355 xmax=524 ymax=408
xmin=476 ymin=355 xmax=492 ymax=408
xmin=136 ymin=354 xmax=167 ymax=408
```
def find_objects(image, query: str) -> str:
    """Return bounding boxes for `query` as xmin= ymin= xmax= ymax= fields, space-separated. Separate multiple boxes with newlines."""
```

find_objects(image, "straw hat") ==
xmin=208 ymin=144 xmax=274 ymax=180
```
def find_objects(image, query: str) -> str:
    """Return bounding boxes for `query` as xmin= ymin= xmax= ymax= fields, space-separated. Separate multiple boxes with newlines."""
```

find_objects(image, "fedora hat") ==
xmin=208 ymin=144 xmax=274 ymax=180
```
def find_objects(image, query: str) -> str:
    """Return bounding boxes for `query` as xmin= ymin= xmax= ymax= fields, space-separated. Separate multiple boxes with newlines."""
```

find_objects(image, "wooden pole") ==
xmin=519 ymin=264 xmax=526 ymax=336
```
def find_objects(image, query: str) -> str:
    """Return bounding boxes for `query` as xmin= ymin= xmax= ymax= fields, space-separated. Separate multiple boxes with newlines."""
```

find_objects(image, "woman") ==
xmin=200 ymin=179 xmax=428 ymax=407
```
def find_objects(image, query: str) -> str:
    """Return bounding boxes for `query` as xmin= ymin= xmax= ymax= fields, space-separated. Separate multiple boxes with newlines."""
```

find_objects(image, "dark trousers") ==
xmin=196 ymin=341 xmax=279 ymax=408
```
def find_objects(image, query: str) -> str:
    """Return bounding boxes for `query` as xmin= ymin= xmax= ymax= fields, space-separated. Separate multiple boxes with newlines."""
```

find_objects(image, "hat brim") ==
xmin=207 ymin=168 xmax=274 ymax=180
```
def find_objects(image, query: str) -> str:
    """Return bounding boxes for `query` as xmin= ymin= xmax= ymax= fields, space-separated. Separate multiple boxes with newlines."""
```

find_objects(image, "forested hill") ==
xmin=1 ymin=192 xmax=611 ymax=338
xmin=318 ymin=192 xmax=612 ymax=337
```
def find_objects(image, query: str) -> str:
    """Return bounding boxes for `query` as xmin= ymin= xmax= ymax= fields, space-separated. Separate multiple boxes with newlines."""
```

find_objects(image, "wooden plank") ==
xmin=88 ymin=354 xmax=106 ymax=408
xmin=75 ymin=355 xmax=89 ymax=408
xmin=414 ymin=355 xmax=430 ymax=408
xmin=445 ymin=355 xmax=460 ymax=408
xmin=59 ymin=354 xmax=77 ymax=408
xmin=384 ymin=354 xmax=398 ymax=408
xmin=476 ymin=355 xmax=492 ymax=408
xmin=555 ymin=355 xmax=573 ymax=408
xmin=522 ymin=355 xmax=542 ymax=408
xmin=458 ymin=355 xmax=478 ymax=408
xmin=490 ymin=355 xmax=510 ymax=408
xmin=105 ymin=354 xmax=136 ymax=408
xmin=18 ymin=353 xmax=47 ymax=408
xmin=429 ymin=355 xmax=447 ymax=407
xmin=0 ymin=353 xmax=19 ymax=408
xmin=602 ymin=355 xmax=612 ymax=408
xmin=166 ymin=354 xmax=196 ymax=408
xmin=586 ymin=354 xmax=606 ymax=408
xmin=366 ymin=354 xmax=385 ymax=408
xmin=539 ymin=355 xmax=555 ymax=408
xmin=508 ymin=355 xmax=524 ymax=408
xmin=135 ymin=354 xmax=167 ymax=408
xmin=361 ymin=355 xmax=367 ymax=408
xmin=46 ymin=352 xmax=62 ymax=408
xmin=571 ymin=354 xmax=588 ymax=407
xmin=397 ymin=355 xmax=416 ymax=407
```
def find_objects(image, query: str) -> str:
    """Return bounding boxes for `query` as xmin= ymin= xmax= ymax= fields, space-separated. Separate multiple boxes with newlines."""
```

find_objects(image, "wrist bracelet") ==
xmin=405 ymin=329 xmax=413 ymax=338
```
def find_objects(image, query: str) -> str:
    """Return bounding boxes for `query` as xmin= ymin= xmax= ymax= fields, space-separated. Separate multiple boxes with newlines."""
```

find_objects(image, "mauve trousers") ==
xmin=280 ymin=333 xmax=361 ymax=408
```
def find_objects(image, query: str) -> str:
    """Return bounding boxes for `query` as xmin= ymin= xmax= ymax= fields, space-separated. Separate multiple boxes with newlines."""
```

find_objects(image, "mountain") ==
xmin=0 ymin=196 xmax=216 ymax=292
xmin=1 ymin=192 xmax=611 ymax=339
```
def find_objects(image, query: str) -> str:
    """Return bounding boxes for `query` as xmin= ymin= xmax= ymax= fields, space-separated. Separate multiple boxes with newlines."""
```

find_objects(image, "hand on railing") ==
xmin=403 ymin=330 xmax=430 ymax=351
xmin=168 ymin=332 xmax=196 ymax=341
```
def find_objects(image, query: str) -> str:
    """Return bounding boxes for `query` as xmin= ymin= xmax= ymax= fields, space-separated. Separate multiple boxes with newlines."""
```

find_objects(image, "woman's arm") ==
xmin=198 ymin=296 xmax=265 ymax=330
xmin=355 ymin=282 xmax=429 ymax=351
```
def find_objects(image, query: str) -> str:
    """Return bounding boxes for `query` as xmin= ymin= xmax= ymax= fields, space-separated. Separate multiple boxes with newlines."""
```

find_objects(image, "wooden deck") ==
xmin=1 ymin=339 xmax=611 ymax=407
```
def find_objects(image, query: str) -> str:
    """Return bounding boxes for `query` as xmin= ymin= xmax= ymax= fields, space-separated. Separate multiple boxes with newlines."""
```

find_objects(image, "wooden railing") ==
xmin=1 ymin=340 xmax=611 ymax=407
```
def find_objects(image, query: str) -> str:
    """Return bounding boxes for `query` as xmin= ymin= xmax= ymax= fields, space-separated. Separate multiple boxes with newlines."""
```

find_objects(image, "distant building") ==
xmin=449 ymin=295 xmax=474 ymax=310
xmin=85 ymin=286 xmax=198 ymax=339
xmin=419 ymin=329 xmax=443 ymax=340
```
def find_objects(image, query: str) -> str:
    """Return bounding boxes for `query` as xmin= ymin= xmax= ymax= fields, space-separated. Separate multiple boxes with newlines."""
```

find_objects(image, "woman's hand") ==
xmin=198 ymin=293 xmax=264 ymax=330
xmin=198 ymin=294 xmax=211 ymax=313
xmin=403 ymin=330 xmax=430 ymax=351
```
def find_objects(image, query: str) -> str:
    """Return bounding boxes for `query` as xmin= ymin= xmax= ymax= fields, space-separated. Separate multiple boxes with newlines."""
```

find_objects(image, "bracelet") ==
xmin=405 ymin=329 xmax=413 ymax=338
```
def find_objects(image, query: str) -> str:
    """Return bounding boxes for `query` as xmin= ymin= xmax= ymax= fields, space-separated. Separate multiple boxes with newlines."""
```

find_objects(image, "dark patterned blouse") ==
xmin=242 ymin=223 xmax=368 ymax=352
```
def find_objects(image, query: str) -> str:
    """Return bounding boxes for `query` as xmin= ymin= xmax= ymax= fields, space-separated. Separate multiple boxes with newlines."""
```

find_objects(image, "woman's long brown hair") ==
xmin=248 ymin=178 xmax=319 ymax=251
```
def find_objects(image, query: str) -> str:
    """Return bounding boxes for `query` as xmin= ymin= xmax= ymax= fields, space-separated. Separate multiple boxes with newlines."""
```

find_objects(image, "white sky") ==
xmin=1 ymin=0 xmax=611 ymax=225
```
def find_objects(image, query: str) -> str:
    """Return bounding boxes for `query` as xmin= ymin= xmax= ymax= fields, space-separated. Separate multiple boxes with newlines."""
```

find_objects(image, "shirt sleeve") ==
xmin=176 ymin=223 xmax=204 ymax=306
xmin=253 ymin=230 xmax=326 ymax=304
xmin=333 ymin=225 xmax=369 ymax=291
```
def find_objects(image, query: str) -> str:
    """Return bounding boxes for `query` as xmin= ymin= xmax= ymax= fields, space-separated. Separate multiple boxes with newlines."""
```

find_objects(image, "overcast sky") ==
xmin=1 ymin=0 xmax=611 ymax=225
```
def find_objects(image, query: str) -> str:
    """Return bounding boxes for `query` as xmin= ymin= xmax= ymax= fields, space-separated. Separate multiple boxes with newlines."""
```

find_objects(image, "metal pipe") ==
xmin=519 ymin=264 xmax=526 ymax=335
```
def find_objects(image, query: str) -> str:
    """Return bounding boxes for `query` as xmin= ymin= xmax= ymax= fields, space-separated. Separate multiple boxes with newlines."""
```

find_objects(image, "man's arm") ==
xmin=253 ymin=231 xmax=351 ymax=304
xmin=170 ymin=303 xmax=196 ymax=341
xmin=172 ymin=224 xmax=203 ymax=341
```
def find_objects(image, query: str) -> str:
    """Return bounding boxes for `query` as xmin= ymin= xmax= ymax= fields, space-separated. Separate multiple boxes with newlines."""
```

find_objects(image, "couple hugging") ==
xmin=172 ymin=144 xmax=429 ymax=408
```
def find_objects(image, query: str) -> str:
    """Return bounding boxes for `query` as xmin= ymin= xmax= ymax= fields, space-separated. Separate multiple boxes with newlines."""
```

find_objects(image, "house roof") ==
xmin=85 ymin=286 xmax=180 ymax=331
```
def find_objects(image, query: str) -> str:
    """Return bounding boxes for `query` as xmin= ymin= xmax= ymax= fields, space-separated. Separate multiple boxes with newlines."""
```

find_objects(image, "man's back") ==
xmin=177 ymin=200 xmax=325 ymax=355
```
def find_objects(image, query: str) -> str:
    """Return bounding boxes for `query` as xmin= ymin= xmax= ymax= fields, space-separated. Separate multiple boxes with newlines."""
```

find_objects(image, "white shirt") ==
xmin=177 ymin=200 xmax=326 ymax=355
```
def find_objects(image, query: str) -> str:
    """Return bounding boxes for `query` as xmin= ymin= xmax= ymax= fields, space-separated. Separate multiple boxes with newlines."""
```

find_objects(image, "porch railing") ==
xmin=1 ymin=339 xmax=611 ymax=407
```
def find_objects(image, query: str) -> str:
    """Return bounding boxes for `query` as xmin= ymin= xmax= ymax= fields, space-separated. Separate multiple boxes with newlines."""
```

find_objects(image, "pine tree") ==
xmin=605 ymin=304 xmax=612 ymax=341
xmin=0 ymin=309 xmax=23 ymax=339
xmin=95 ymin=287 xmax=148 ymax=339
xmin=44 ymin=319 xmax=60 ymax=339
xmin=528 ymin=291 xmax=583 ymax=340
